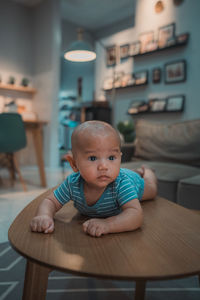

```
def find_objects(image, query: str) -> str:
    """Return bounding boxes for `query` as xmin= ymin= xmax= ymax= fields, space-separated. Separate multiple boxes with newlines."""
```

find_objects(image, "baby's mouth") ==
xmin=98 ymin=175 xmax=109 ymax=180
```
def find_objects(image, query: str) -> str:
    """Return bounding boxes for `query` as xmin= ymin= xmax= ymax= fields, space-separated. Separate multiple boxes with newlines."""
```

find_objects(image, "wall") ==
xmin=60 ymin=20 xmax=95 ymax=102
xmin=0 ymin=0 xmax=61 ymax=168
xmin=95 ymin=0 xmax=200 ymax=127
xmin=0 ymin=0 xmax=33 ymax=82
xmin=32 ymin=0 xmax=61 ymax=168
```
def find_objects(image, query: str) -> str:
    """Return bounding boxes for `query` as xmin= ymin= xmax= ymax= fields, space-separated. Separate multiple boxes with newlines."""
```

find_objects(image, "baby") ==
xmin=30 ymin=121 xmax=157 ymax=237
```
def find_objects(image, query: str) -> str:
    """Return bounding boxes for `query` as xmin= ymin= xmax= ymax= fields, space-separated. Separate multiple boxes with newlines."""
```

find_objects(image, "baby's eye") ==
xmin=89 ymin=156 xmax=97 ymax=161
xmin=108 ymin=155 xmax=115 ymax=161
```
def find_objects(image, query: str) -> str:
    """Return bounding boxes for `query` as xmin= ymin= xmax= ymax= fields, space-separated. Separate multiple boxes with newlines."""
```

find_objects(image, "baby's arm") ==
xmin=30 ymin=192 xmax=62 ymax=234
xmin=83 ymin=199 xmax=143 ymax=237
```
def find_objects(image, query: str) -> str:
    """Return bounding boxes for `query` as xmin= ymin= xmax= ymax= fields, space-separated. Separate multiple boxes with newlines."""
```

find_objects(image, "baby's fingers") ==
xmin=82 ymin=220 xmax=89 ymax=233
xmin=44 ymin=222 xmax=54 ymax=234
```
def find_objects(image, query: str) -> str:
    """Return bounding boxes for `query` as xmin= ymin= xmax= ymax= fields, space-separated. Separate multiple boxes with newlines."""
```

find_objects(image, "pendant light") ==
xmin=64 ymin=28 xmax=96 ymax=62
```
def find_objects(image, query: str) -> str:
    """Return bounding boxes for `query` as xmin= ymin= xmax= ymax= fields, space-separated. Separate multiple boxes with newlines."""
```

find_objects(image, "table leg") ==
xmin=22 ymin=260 xmax=51 ymax=300
xmin=32 ymin=126 xmax=47 ymax=187
xmin=135 ymin=280 xmax=146 ymax=300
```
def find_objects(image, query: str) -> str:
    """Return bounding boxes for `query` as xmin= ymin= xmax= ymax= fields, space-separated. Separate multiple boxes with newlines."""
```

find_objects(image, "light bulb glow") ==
xmin=64 ymin=50 xmax=96 ymax=62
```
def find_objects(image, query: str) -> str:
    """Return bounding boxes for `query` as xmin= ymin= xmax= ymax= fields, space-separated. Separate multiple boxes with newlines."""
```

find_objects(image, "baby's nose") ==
xmin=98 ymin=159 xmax=108 ymax=170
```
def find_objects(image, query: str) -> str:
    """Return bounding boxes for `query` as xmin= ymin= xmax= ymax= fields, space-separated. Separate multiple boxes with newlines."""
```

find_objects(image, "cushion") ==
xmin=121 ymin=160 xmax=200 ymax=202
xmin=177 ymin=174 xmax=200 ymax=209
xmin=134 ymin=119 xmax=200 ymax=166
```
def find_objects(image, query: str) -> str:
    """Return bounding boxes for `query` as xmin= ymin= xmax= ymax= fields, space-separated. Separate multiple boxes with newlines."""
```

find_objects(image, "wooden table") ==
xmin=24 ymin=120 xmax=47 ymax=187
xmin=8 ymin=193 xmax=200 ymax=300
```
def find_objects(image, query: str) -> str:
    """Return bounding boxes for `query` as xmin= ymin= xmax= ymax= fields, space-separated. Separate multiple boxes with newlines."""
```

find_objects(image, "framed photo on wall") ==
xmin=152 ymin=68 xmax=162 ymax=83
xmin=106 ymin=45 xmax=117 ymax=66
xmin=129 ymin=41 xmax=141 ymax=56
xmin=164 ymin=60 xmax=186 ymax=84
xmin=134 ymin=70 xmax=148 ymax=85
xmin=158 ymin=23 xmax=175 ymax=48
xmin=166 ymin=95 xmax=185 ymax=112
xmin=149 ymin=98 xmax=166 ymax=112
xmin=120 ymin=44 xmax=129 ymax=59
xmin=139 ymin=31 xmax=154 ymax=54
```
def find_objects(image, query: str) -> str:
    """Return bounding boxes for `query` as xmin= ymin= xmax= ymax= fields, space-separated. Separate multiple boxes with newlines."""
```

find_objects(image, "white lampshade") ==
xmin=64 ymin=28 xmax=96 ymax=62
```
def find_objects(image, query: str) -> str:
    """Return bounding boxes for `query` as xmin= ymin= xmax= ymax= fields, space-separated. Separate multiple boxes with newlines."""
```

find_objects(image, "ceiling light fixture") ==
xmin=64 ymin=28 xmax=96 ymax=62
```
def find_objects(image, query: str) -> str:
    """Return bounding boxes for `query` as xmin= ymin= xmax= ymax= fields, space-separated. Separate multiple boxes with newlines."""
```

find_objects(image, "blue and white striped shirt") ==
xmin=54 ymin=168 xmax=144 ymax=218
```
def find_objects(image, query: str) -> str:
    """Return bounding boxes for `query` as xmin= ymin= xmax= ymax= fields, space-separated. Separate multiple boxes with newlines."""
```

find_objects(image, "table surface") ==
xmin=8 ymin=191 xmax=200 ymax=281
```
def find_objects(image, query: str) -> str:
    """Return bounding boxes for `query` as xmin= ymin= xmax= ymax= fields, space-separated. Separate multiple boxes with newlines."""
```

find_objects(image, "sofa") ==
xmin=121 ymin=118 xmax=200 ymax=210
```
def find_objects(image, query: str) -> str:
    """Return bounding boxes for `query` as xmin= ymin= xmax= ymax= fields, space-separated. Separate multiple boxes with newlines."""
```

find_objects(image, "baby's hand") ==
xmin=83 ymin=218 xmax=109 ymax=237
xmin=30 ymin=215 xmax=54 ymax=234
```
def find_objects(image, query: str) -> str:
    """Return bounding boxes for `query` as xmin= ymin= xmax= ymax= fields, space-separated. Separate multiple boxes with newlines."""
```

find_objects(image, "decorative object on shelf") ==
xmin=164 ymin=59 xmax=186 ymax=84
xmin=106 ymin=45 xmax=117 ymax=66
xmin=113 ymin=71 xmax=124 ymax=88
xmin=64 ymin=28 xmax=96 ymax=62
xmin=103 ymin=69 xmax=148 ymax=91
xmin=166 ymin=95 xmax=185 ymax=112
xmin=149 ymin=98 xmax=166 ymax=112
xmin=139 ymin=31 xmax=155 ymax=54
xmin=117 ymin=120 xmax=135 ymax=143
xmin=8 ymin=76 xmax=15 ymax=85
xmin=21 ymin=78 xmax=29 ymax=87
xmin=128 ymin=100 xmax=148 ymax=114
xmin=134 ymin=70 xmax=148 ymax=85
xmin=152 ymin=67 xmax=162 ymax=83
xmin=103 ymin=77 xmax=113 ymax=90
xmin=121 ymin=73 xmax=134 ymax=87
xmin=158 ymin=23 xmax=176 ymax=48
xmin=129 ymin=41 xmax=141 ymax=56
xmin=176 ymin=33 xmax=189 ymax=44
xmin=155 ymin=1 xmax=164 ymax=13
xmin=120 ymin=44 xmax=129 ymax=60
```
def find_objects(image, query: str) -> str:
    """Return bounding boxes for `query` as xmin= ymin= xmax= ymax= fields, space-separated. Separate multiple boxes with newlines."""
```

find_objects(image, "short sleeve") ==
xmin=53 ymin=177 xmax=71 ymax=206
xmin=117 ymin=172 xmax=144 ymax=207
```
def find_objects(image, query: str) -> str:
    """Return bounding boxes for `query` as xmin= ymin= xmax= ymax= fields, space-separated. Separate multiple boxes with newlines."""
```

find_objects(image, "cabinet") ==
xmin=81 ymin=101 xmax=111 ymax=124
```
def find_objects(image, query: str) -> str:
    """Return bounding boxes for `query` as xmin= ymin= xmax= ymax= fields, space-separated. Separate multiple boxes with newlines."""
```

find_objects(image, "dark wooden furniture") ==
xmin=8 ymin=193 xmax=200 ymax=300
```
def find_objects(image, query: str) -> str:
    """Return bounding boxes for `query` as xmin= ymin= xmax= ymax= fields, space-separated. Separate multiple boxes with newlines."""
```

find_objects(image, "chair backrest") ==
xmin=0 ymin=113 xmax=27 ymax=153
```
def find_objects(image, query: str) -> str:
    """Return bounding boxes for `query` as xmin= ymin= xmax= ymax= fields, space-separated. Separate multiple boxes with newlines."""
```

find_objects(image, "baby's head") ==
xmin=68 ymin=121 xmax=122 ymax=188
xmin=71 ymin=120 xmax=121 ymax=156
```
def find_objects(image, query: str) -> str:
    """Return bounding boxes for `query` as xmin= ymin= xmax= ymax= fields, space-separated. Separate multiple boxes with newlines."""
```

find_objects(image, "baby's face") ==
xmin=74 ymin=132 xmax=121 ymax=190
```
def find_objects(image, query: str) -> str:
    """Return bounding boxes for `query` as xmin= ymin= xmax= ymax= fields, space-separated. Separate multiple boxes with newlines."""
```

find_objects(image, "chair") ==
xmin=0 ymin=113 xmax=27 ymax=191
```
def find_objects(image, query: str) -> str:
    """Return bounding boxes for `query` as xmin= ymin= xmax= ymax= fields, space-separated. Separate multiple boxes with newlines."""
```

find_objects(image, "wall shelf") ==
xmin=128 ymin=110 xmax=183 ymax=116
xmin=103 ymin=82 xmax=148 ymax=92
xmin=0 ymin=83 xmax=37 ymax=94
xmin=133 ymin=39 xmax=188 ymax=58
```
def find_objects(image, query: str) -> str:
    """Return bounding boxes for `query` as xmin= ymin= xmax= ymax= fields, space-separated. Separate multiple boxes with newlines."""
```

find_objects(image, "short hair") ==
xmin=71 ymin=121 xmax=121 ymax=154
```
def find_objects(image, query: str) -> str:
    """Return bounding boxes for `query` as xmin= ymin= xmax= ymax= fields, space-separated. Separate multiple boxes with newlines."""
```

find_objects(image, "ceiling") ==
xmin=12 ymin=0 xmax=136 ymax=38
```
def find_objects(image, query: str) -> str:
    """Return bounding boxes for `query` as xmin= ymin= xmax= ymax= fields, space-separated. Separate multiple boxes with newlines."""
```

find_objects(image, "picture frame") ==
xmin=120 ymin=44 xmax=129 ymax=59
xmin=106 ymin=45 xmax=117 ymax=66
xmin=149 ymin=98 xmax=166 ymax=112
xmin=158 ymin=23 xmax=175 ymax=48
xmin=129 ymin=41 xmax=141 ymax=56
xmin=134 ymin=70 xmax=148 ymax=85
xmin=176 ymin=33 xmax=189 ymax=45
xmin=164 ymin=59 xmax=186 ymax=84
xmin=152 ymin=68 xmax=162 ymax=83
xmin=139 ymin=31 xmax=154 ymax=54
xmin=121 ymin=73 xmax=134 ymax=87
xmin=166 ymin=95 xmax=185 ymax=112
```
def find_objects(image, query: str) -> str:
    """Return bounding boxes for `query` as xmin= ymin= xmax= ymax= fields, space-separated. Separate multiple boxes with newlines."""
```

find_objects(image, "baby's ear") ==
xmin=65 ymin=153 xmax=79 ymax=172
